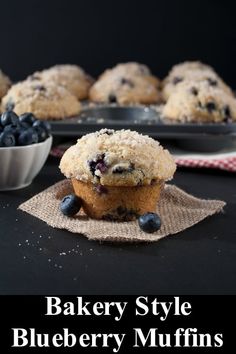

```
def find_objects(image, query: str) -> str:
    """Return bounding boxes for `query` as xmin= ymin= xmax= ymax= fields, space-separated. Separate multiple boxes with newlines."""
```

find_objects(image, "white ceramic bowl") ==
xmin=0 ymin=136 xmax=52 ymax=191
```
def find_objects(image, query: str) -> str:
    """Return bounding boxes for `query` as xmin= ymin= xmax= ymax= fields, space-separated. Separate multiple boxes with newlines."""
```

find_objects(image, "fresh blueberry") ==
xmin=138 ymin=212 xmax=161 ymax=233
xmin=33 ymin=120 xmax=51 ymax=134
xmin=4 ymin=124 xmax=21 ymax=137
xmin=34 ymin=126 xmax=48 ymax=142
xmin=0 ymin=131 xmax=16 ymax=147
xmin=18 ymin=128 xmax=39 ymax=145
xmin=19 ymin=113 xmax=36 ymax=125
xmin=60 ymin=194 xmax=82 ymax=216
xmin=1 ymin=111 xmax=19 ymax=126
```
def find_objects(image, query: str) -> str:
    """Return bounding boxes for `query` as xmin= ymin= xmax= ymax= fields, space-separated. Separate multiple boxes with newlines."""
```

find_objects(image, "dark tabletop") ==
xmin=0 ymin=156 xmax=235 ymax=295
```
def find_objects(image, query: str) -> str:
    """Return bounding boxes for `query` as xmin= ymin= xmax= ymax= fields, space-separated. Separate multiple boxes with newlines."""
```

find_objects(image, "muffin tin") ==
xmin=49 ymin=106 xmax=236 ymax=152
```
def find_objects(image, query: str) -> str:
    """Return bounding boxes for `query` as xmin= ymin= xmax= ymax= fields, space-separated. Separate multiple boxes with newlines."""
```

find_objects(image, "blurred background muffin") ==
xmin=162 ymin=80 xmax=236 ymax=123
xmin=1 ymin=80 xmax=81 ymax=120
xmin=89 ymin=62 xmax=161 ymax=104
xmin=28 ymin=64 xmax=93 ymax=100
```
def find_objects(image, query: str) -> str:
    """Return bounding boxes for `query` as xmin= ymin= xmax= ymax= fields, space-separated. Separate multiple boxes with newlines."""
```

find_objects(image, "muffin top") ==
xmin=1 ymin=80 xmax=81 ymax=120
xmin=165 ymin=61 xmax=214 ymax=78
xmin=0 ymin=70 xmax=11 ymax=99
xmin=162 ymin=80 xmax=236 ymax=123
xmin=60 ymin=129 xmax=176 ymax=186
xmin=89 ymin=62 xmax=161 ymax=104
xmin=29 ymin=64 xmax=94 ymax=100
xmin=162 ymin=68 xmax=233 ymax=101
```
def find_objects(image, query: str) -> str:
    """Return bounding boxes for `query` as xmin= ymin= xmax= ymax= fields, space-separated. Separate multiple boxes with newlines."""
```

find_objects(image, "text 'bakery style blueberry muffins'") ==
xmin=59 ymin=129 xmax=176 ymax=221
xmin=162 ymin=60 xmax=233 ymax=101
xmin=89 ymin=62 xmax=162 ymax=104
xmin=28 ymin=64 xmax=94 ymax=100
xmin=162 ymin=80 xmax=236 ymax=123
xmin=1 ymin=80 xmax=81 ymax=120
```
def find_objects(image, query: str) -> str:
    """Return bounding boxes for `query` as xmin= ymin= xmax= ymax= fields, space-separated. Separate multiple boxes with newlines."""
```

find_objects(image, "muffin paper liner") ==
xmin=18 ymin=179 xmax=225 ymax=243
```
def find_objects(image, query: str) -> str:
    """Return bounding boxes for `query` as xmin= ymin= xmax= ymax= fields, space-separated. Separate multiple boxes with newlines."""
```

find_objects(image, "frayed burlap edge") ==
xmin=18 ymin=180 xmax=225 ymax=243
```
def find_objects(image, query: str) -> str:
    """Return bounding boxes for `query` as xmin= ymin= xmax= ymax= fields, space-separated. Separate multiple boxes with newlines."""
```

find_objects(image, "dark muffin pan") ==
xmin=50 ymin=106 xmax=236 ymax=152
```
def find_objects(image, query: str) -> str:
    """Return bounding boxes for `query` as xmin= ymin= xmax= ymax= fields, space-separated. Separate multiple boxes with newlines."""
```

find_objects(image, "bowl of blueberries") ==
xmin=0 ymin=110 xmax=52 ymax=191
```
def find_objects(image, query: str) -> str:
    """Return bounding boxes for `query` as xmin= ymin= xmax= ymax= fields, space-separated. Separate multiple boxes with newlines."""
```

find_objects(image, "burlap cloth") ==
xmin=18 ymin=180 xmax=225 ymax=243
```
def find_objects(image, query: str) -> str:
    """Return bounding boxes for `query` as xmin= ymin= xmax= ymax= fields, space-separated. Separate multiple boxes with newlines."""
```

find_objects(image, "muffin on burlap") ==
xmin=59 ymin=129 xmax=176 ymax=221
xmin=89 ymin=62 xmax=161 ymax=104
xmin=162 ymin=61 xmax=233 ymax=101
xmin=28 ymin=64 xmax=94 ymax=100
xmin=1 ymin=80 xmax=81 ymax=120
xmin=162 ymin=80 xmax=236 ymax=123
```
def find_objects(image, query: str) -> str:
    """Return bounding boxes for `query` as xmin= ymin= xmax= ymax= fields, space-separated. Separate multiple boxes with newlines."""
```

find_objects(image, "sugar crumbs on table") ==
xmin=59 ymin=252 xmax=66 ymax=256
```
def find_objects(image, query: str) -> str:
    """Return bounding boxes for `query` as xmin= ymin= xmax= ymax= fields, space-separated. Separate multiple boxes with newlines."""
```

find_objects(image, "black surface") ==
xmin=0 ymin=0 xmax=236 ymax=87
xmin=0 ymin=157 xmax=235 ymax=295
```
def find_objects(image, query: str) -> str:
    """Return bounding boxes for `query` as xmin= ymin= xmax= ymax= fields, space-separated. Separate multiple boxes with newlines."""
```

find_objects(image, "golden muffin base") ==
xmin=72 ymin=179 xmax=164 ymax=221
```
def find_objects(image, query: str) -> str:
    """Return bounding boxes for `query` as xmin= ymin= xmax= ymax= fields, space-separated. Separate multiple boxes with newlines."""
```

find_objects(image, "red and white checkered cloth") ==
xmin=174 ymin=152 xmax=236 ymax=172
xmin=51 ymin=146 xmax=236 ymax=173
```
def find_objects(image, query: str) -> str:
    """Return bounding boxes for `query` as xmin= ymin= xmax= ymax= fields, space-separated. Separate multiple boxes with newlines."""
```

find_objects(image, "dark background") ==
xmin=0 ymin=0 xmax=236 ymax=85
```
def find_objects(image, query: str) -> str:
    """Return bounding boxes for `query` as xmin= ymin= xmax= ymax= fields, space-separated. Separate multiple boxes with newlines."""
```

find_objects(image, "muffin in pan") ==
xmin=1 ymin=80 xmax=81 ymax=120
xmin=162 ymin=61 xmax=233 ymax=101
xmin=0 ymin=69 xmax=11 ymax=99
xmin=162 ymin=80 xmax=236 ymax=123
xmin=89 ymin=62 xmax=161 ymax=104
xmin=59 ymin=129 xmax=176 ymax=221
xmin=29 ymin=64 xmax=94 ymax=100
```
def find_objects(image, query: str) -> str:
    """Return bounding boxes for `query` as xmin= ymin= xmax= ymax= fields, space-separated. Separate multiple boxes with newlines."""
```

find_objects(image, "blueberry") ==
xmin=60 ymin=194 xmax=82 ymax=216
xmin=19 ymin=113 xmax=36 ymax=125
xmin=95 ymin=184 xmax=108 ymax=194
xmin=4 ymin=124 xmax=21 ymax=137
xmin=223 ymin=105 xmax=232 ymax=123
xmin=206 ymin=102 xmax=216 ymax=112
xmin=108 ymin=94 xmax=117 ymax=103
xmin=172 ymin=77 xmax=183 ymax=85
xmin=34 ymin=126 xmax=48 ymax=142
xmin=88 ymin=154 xmax=107 ymax=176
xmin=190 ymin=87 xmax=198 ymax=96
xmin=33 ymin=120 xmax=51 ymax=134
xmin=138 ymin=212 xmax=161 ymax=233
xmin=0 ymin=131 xmax=16 ymax=147
xmin=1 ymin=111 xmax=19 ymax=126
xmin=18 ymin=128 xmax=39 ymax=146
xmin=207 ymin=78 xmax=218 ymax=86
xmin=120 ymin=78 xmax=134 ymax=88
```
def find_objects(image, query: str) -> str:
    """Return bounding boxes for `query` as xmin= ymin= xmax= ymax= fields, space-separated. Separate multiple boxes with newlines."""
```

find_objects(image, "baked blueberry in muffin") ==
xmin=59 ymin=129 xmax=176 ymax=221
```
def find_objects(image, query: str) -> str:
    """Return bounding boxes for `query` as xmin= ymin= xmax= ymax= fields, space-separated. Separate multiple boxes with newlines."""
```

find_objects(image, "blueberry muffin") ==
xmin=28 ymin=64 xmax=93 ymax=100
xmin=89 ymin=62 xmax=161 ymax=104
xmin=59 ymin=129 xmax=176 ymax=221
xmin=162 ymin=81 xmax=236 ymax=123
xmin=162 ymin=61 xmax=233 ymax=100
xmin=1 ymin=80 xmax=81 ymax=120
xmin=0 ymin=69 xmax=11 ymax=99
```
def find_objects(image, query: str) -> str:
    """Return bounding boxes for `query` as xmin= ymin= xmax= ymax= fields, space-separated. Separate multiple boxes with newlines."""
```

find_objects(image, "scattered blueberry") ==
xmin=138 ymin=212 xmax=161 ymax=233
xmin=60 ymin=194 xmax=82 ymax=216
xmin=0 ymin=131 xmax=16 ymax=147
